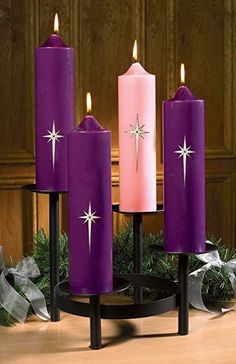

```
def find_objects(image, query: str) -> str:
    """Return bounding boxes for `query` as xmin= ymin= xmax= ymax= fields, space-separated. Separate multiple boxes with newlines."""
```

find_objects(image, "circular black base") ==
xmin=150 ymin=242 xmax=218 ymax=255
xmin=55 ymin=274 xmax=178 ymax=319
xmin=22 ymin=183 xmax=67 ymax=194
xmin=68 ymin=276 xmax=130 ymax=297
xmin=112 ymin=204 xmax=164 ymax=214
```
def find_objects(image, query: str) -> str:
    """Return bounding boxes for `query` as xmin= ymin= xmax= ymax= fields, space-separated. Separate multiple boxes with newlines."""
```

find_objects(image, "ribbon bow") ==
xmin=189 ymin=241 xmax=236 ymax=313
xmin=0 ymin=246 xmax=49 ymax=323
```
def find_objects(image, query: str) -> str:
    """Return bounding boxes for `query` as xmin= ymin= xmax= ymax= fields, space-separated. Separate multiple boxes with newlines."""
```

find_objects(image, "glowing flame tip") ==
xmin=54 ymin=13 xmax=59 ymax=34
xmin=86 ymin=92 xmax=92 ymax=114
xmin=180 ymin=63 xmax=185 ymax=84
xmin=132 ymin=40 xmax=137 ymax=62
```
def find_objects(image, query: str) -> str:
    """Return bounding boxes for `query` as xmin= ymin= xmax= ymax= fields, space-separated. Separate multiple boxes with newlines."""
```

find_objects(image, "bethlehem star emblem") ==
xmin=125 ymin=114 xmax=149 ymax=171
xmin=43 ymin=120 xmax=64 ymax=171
xmin=79 ymin=201 xmax=101 ymax=253
xmin=174 ymin=135 xmax=195 ymax=187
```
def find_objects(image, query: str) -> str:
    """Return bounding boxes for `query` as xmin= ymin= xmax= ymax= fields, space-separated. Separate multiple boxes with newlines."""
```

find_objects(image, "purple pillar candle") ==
xmin=35 ymin=15 xmax=74 ymax=191
xmin=163 ymin=66 xmax=205 ymax=253
xmin=68 ymin=104 xmax=113 ymax=294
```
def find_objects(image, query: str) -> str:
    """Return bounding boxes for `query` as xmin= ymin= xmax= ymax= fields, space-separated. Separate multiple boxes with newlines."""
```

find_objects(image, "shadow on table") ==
xmin=103 ymin=321 xmax=177 ymax=348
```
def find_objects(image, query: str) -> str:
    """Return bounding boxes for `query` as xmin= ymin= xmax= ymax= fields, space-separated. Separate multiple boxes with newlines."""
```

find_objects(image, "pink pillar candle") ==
xmin=118 ymin=62 xmax=156 ymax=212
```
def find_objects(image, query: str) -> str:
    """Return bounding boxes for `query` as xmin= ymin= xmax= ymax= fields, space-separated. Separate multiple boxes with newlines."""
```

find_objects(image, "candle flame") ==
xmin=133 ymin=40 xmax=137 ymax=62
xmin=180 ymin=63 xmax=185 ymax=84
xmin=54 ymin=13 xmax=59 ymax=34
xmin=86 ymin=92 xmax=92 ymax=114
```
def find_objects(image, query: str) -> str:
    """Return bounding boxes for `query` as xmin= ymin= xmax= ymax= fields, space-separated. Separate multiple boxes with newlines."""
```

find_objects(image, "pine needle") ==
xmin=0 ymin=308 xmax=15 ymax=327
xmin=1 ymin=226 xmax=235 ymax=327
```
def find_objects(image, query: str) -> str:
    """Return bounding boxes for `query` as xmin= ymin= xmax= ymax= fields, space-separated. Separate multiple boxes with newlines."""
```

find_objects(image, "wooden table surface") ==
xmin=0 ymin=309 xmax=235 ymax=364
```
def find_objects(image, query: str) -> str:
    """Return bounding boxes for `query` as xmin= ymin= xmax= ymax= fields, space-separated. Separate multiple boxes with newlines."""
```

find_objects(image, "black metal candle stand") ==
xmin=23 ymin=183 xmax=67 ymax=322
xmin=55 ymin=273 xmax=178 ymax=349
xmin=55 ymin=204 xmax=181 ymax=349
xmin=150 ymin=243 xmax=218 ymax=335
xmin=22 ymin=190 xmax=218 ymax=349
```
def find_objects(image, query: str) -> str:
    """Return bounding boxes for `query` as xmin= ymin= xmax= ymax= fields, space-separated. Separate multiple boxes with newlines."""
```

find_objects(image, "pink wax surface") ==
xmin=118 ymin=62 xmax=156 ymax=212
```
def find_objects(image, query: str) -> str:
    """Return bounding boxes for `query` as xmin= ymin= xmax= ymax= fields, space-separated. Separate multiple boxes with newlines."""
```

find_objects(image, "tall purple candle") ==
xmin=163 ymin=64 xmax=205 ymax=253
xmin=68 ymin=95 xmax=113 ymax=294
xmin=35 ymin=14 xmax=74 ymax=191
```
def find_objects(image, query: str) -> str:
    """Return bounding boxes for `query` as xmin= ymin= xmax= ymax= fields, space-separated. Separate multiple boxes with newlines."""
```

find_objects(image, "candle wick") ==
xmin=53 ymin=30 xmax=59 ymax=35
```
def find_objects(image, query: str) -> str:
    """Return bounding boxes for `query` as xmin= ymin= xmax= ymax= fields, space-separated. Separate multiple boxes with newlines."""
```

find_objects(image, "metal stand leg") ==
xmin=133 ymin=213 xmax=143 ymax=304
xmin=49 ymin=192 xmax=60 ymax=322
xmin=178 ymin=254 xmax=189 ymax=335
xmin=90 ymin=295 xmax=102 ymax=349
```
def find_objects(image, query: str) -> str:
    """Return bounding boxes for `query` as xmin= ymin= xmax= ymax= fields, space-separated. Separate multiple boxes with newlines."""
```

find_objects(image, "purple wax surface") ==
xmin=41 ymin=34 xmax=67 ymax=48
xmin=77 ymin=115 xmax=104 ymax=131
xmin=170 ymin=85 xmax=196 ymax=101
xmin=68 ymin=116 xmax=113 ymax=295
xmin=163 ymin=85 xmax=205 ymax=253
xmin=35 ymin=33 xmax=74 ymax=191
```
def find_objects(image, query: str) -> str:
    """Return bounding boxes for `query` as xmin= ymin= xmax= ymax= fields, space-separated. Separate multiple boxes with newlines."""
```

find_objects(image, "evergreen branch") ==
xmin=1 ymin=225 xmax=235 ymax=327
xmin=0 ymin=308 xmax=15 ymax=327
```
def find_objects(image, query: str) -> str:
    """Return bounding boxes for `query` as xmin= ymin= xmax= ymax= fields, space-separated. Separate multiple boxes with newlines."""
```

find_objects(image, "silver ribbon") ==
xmin=189 ymin=241 xmax=236 ymax=313
xmin=0 ymin=246 xmax=50 ymax=323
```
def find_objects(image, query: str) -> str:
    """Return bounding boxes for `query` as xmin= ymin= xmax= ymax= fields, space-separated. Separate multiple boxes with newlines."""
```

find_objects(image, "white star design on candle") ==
xmin=174 ymin=136 xmax=195 ymax=187
xmin=79 ymin=201 xmax=101 ymax=253
xmin=125 ymin=114 xmax=149 ymax=171
xmin=43 ymin=121 xmax=64 ymax=172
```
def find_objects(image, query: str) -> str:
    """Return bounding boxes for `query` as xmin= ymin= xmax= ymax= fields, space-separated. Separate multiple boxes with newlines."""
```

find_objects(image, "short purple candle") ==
xmin=163 ymin=66 xmax=205 ymax=253
xmin=35 ymin=15 xmax=74 ymax=191
xmin=68 ymin=106 xmax=113 ymax=294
